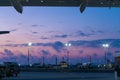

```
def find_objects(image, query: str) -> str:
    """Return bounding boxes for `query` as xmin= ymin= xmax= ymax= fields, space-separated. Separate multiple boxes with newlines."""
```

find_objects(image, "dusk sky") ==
xmin=0 ymin=6 xmax=120 ymax=64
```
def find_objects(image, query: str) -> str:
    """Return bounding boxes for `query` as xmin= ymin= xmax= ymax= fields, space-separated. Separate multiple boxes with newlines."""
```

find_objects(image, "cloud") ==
xmin=75 ymin=31 xmax=93 ymax=37
xmin=111 ymin=39 xmax=120 ymax=48
xmin=5 ymin=40 xmax=13 ymax=43
xmin=47 ymin=31 xmax=55 ymax=33
xmin=1 ymin=44 xmax=25 ymax=47
xmin=70 ymin=39 xmax=120 ymax=48
xmin=35 ymin=41 xmax=64 ymax=52
xmin=18 ymin=23 xmax=22 ymax=25
xmin=106 ymin=52 xmax=113 ymax=57
xmin=9 ymin=56 xmax=17 ymax=61
xmin=34 ymin=41 xmax=64 ymax=53
xmin=32 ymin=31 xmax=38 ymax=34
xmin=31 ymin=24 xmax=45 ymax=27
xmin=97 ymin=30 xmax=104 ymax=33
xmin=90 ymin=30 xmax=104 ymax=34
xmin=4 ymin=49 xmax=14 ymax=56
xmin=90 ymin=30 xmax=96 ymax=33
xmin=19 ymin=54 xmax=27 ymax=59
xmin=52 ymin=41 xmax=64 ymax=52
xmin=118 ymin=31 xmax=120 ymax=33
xmin=41 ymin=50 xmax=50 ymax=55
xmin=40 ymin=37 xmax=49 ymax=40
xmin=16 ymin=54 xmax=28 ymax=64
xmin=79 ymin=50 xmax=84 ymax=54
xmin=31 ymin=24 xmax=39 ymax=27
xmin=93 ymin=53 xmax=98 ymax=57
xmin=54 ymin=34 xmax=68 ymax=38
xmin=84 ymin=40 xmax=101 ymax=48
xmin=0 ymin=52 xmax=5 ymax=55
xmin=39 ymin=25 xmax=45 ymax=27
xmin=1 ymin=39 xmax=120 ymax=52
xmin=1 ymin=41 xmax=64 ymax=53
xmin=115 ymin=50 xmax=120 ymax=53
xmin=11 ymin=29 xmax=17 ymax=32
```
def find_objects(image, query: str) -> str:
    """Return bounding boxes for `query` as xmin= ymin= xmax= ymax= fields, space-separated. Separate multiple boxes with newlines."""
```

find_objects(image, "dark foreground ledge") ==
xmin=20 ymin=68 xmax=114 ymax=73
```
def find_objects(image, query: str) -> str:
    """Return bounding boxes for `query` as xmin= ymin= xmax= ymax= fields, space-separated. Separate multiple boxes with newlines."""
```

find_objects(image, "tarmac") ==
xmin=3 ymin=71 xmax=120 ymax=80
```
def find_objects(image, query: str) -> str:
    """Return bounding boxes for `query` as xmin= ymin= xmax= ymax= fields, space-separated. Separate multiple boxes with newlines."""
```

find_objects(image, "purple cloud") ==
xmin=54 ymin=34 xmax=68 ymax=38
xmin=4 ymin=49 xmax=14 ymax=56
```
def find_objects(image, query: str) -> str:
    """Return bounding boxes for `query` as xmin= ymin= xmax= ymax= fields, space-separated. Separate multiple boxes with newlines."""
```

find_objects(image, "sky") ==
xmin=0 ymin=6 xmax=120 ymax=65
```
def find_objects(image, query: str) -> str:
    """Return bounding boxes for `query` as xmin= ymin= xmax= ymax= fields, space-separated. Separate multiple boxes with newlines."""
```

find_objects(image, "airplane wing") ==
xmin=0 ymin=0 xmax=120 ymax=13
xmin=0 ymin=31 xmax=10 ymax=34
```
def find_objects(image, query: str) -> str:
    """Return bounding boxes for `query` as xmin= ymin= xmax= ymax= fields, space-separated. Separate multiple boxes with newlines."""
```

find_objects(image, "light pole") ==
xmin=102 ymin=43 xmax=109 ymax=65
xmin=55 ymin=56 xmax=58 ymax=65
xmin=28 ymin=42 xmax=32 ymax=66
xmin=88 ymin=55 xmax=92 ymax=63
xmin=65 ymin=43 xmax=71 ymax=66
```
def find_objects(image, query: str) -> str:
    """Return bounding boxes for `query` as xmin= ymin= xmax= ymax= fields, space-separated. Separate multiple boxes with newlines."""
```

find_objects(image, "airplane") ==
xmin=0 ymin=31 xmax=10 ymax=34
xmin=0 ymin=0 xmax=120 ymax=14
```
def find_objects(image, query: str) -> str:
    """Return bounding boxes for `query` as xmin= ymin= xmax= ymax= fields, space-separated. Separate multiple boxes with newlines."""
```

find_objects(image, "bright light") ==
xmin=28 ymin=42 xmax=32 ymax=46
xmin=68 ymin=43 xmax=71 ymax=46
xmin=65 ymin=43 xmax=68 ymax=46
xmin=41 ymin=0 xmax=44 ymax=2
xmin=30 ymin=64 xmax=32 ymax=66
xmin=102 ymin=44 xmax=109 ymax=48
xmin=65 ymin=43 xmax=71 ymax=47
xmin=104 ymin=65 xmax=106 ymax=67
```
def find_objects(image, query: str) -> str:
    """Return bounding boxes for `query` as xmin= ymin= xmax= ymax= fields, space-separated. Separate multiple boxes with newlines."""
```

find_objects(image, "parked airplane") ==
xmin=0 ymin=0 xmax=120 ymax=14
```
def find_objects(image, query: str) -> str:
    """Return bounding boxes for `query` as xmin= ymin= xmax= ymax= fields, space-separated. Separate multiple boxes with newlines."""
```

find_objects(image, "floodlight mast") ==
xmin=28 ymin=42 xmax=32 ymax=66
xmin=102 ymin=43 xmax=109 ymax=65
xmin=65 ymin=43 xmax=71 ymax=66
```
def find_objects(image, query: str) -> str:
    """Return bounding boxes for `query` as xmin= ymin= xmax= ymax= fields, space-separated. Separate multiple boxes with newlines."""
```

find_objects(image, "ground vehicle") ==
xmin=115 ymin=53 xmax=120 ymax=77
xmin=0 ymin=62 xmax=6 ymax=78
xmin=4 ymin=62 xmax=20 ymax=77
xmin=0 ymin=62 xmax=20 ymax=78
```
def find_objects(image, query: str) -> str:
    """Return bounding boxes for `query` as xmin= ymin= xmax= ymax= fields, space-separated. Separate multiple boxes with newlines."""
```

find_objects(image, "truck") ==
xmin=4 ymin=62 xmax=20 ymax=77
xmin=0 ymin=62 xmax=20 ymax=78
xmin=0 ymin=62 xmax=6 ymax=78
xmin=115 ymin=53 xmax=120 ymax=77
